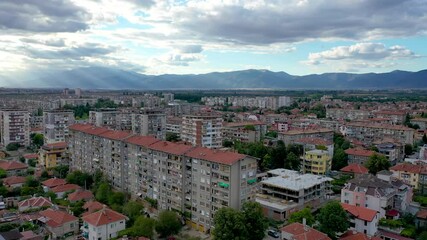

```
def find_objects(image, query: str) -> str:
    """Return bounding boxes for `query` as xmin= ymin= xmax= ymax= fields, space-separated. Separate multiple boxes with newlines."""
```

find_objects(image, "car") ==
xmin=267 ymin=229 xmax=280 ymax=238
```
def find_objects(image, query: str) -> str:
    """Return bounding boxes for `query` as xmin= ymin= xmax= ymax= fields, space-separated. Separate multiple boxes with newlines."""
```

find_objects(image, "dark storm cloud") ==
xmin=0 ymin=0 xmax=89 ymax=32
xmin=25 ymin=43 xmax=118 ymax=60
xmin=174 ymin=0 xmax=427 ymax=45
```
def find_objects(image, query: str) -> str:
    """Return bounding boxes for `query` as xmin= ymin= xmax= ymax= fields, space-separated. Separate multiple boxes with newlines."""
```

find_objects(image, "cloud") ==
xmin=308 ymin=43 xmax=417 ymax=62
xmin=159 ymin=53 xmax=202 ymax=66
xmin=0 ymin=0 xmax=90 ymax=32
xmin=24 ymin=43 xmax=118 ymax=60
xmin=178 ymin=45 xmax=203 ymax=54
xmin=20 ymin=38 xmax=66 ymax=47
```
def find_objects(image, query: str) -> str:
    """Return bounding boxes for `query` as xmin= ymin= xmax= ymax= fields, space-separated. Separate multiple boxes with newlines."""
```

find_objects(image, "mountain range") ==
xmin=32 ymin=67 xmax=427 ymax=90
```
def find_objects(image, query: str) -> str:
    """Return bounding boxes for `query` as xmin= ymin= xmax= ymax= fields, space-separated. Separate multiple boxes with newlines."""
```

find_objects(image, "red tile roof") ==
xmin=82 ymin=208 xmax=127 ymax=227
xmin=345 ymin=148 xmax=376 ymax=157
xmin=67 ymin=190 xmax=94 ymax=202
xmin=149 ymin=141 xmax=194 ymax=155
xmin=390 ymin=163 xmax=427 ymax=174
xmin=2 ymin=176 xmax=26 ymax=186
xmin=386 ymin=209 xmax=399 ymax=217
xmin=23 ymin=153 xmax=39 ymax=159
xmin=339 ymin=231 xmax=382 ymax=240
xmin=98 ymin=130 xmax=133 ymax=140
xmin=125 ymin=135 xmax=160 ymax=147
xmin=223 ymin=121 xmax=265 ymax=127
xmin=185 ymin=147 xmax=247 ymax=165
xmin=341 ymin=203 xmax=377 ymax=222
xmin=0 ymin=160 xmax=28 ymax=171
xmin=69 ymin=124 xmax=93 ymax=131
xmin=51 ymin=184 xmax=81 ymax=193
xmin=39 ymin=209 xmax=78 ymax=227
xmin=42 ymin=142 xmax=67 ymax=150
xmin=417 ymin=209 xmax=427 ymax=219
xmin=83 ymin=201 xmax=105 ymax=213
xmin=281 ymin=222 xmax=331 ymax=240
xmin=42 ymin=178 xmax=67 ymax=188
xmin=295 ymin=137 xmax=333 ymax=146
xmin=18 ymin=197 xmax=53 ymax=209
xmin=340 ymin=164 xmax=369 ymax=174
xmin=69 ymin=124 xmax=110 ymax=136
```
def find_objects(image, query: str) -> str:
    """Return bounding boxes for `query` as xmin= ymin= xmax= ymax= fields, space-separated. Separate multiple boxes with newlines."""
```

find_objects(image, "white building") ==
xmin=341 ymin=203 xmax=380 ymax=236
xmin=0 ymin=109 xmax=30 ymax=146
xmin=82 ymin=208 xmax=127 ymax=240
xmin=278 ymin=96 xmax=292 ymax=107
xmin=43 ymin=110 xmax=75 ymax=144
xmin=181 ymin=114 xmax=223 ymax=148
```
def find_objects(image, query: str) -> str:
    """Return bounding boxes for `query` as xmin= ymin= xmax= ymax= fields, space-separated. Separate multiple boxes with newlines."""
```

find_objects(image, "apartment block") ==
xmin=345 ymin=148 xmax=377 ymax=166
xmin=223 ymin=121 xmax=267 ymax=143
xmin=373 ymin=111 xmax=406 ymax=125
xmin=30 ymin=114 xmax=43 ymax=129
xmin=256 ymin=169 xmax=332 ymax=221
xmin=69 ymin=124 xmax=258 ymax=233
xmin=344 ymin=122 xmax=414 ymax=146
xmin=89 ymin=109 xmax=119 ymax=129
xmin=302 ymin=149 xmax=332 ymax=175
xmin=181 ymin=114 xmax=223 ymax=148
xmin=39 ymin=142 xmax=69 ymax=168
xmin=390 ymin=163 xmax=427 ymax=189
xmin=278 ymin=128 xmax=334 ymax=146
xmin=132 ymin=109 xmax=166 ymax=140
xmin=0 ymin=109 xmax=30 ymax=147
xmin=411 ymin=118 xmax=427 ymax=130
xmin=326 ymin=108 xmax=371 ymax=121
xmin=60 ymin=98 xmax=97 ymax=107
xmin=166 ymin=117 xmax=182 ymax=135
xmin=43 ymin=110 xmax=75 ymax=144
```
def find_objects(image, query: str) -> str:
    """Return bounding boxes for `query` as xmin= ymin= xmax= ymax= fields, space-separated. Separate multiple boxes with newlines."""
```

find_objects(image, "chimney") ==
xmin=302 ymin=218 xmax=307 ymax=231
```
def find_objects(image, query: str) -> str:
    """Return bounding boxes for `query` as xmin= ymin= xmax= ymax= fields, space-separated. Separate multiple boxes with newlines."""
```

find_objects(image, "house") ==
xmin=345 ymin=149 xmax=376 ymax=166
xmin=67 ymin=190 xmax=94 ymax=203
xmin=341 ymin=203 xmax=380 ymax=236
xmin=2 ymin=176 xmax=26 ymax=189
xmin=341 ymin=164 xmax=369 ymax=177
xmin=51 ymin=184 xmax=81 ymax=199
xmin=390 ymin=163 xmax=427 ymax=189
xmin=339 ymin=230 xmax=382 ymax=240
xmin=38 ymin=209 xmax=79 ymax=239
xmin=18 ymin=197 xmax=53 ymax=212
xmin=82 ymin=208 xmax=127 ymax=240
xmin=41 ymin=178 xmax=67 ymax=192
xmin=82 ymin=201 xmax=105 ymax=216
xmin=280 ymin=222 xmax=331 ymax=240
xmin=23 ymin=153 xmax=38 ymax=165
xmin=0 ymin=161 xmax=28 ymax=176
xmin=416 ymin=209 xmax=427 ymax=229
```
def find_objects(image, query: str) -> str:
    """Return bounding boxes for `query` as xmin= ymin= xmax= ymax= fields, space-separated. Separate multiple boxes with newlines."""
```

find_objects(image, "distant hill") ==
xmin=33 ymin=67 xmax=427 ymax=89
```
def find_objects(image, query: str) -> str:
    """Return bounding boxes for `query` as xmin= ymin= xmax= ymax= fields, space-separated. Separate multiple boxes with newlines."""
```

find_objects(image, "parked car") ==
xmin=268 ymin=229 xmax=280 ymax=238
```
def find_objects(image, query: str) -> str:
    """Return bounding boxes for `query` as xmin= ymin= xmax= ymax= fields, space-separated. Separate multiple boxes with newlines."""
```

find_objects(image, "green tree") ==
xmin=108 ymin=191 xmax=126 ymax=206
xmin=288 ymin=207 xmax=315 ymax=226
xmin=70 ymin=200 xmax=85 ymax=216
xmin=261 ymin=154 xmax=273 ymax=171
xmin=332 ymin=148 xmax=348 ymax=170
xmin=317 ymin=201 xmax=349 ymax=239
xmin=241 ymin=202 xmax=268 ymax=240
xmin=95 ymin=182 xmax=111 ymax=203
xmin=155 ymin=210 xmax=182 ymax=237
xmin=166 ymin=132 xmax=180 ymax=142
xmin=123 ymin=201 xmax=145 ymax=224
xmin=405 ymin=144 xmax=413 ymax=156
xmin=213 ymin=208 xmax=247 ymax=240
xmin=66 ymin=171 xmax=93 ymax=189
xmin=365 ymin=153 xmax=390 ymax=175
xmin=52 ymin=165 xmax=69 ymax=178
xmin=0 ymin=169 xmax=7 ymax=179
xmin=316 ymin=145 xmax=328 ymax=151
xmin=120 ymin=216 xmax=156 ymax=238
xmin=223 ymin=140 xmax=234 ymax=148
xmin=284 ymin=152 xmax=300 ymax=170
xmin=0 ymin=184 xmax=8 ymax=196
xmin=31 ymin=133 xmax=44 ymax=148
xmin=244 ymin=125 xmax=256 ymax=131
xmin=265 ymin=131 xmax=278 ymax=138
xmin=6 ymin=143 xmax=20 ymax=151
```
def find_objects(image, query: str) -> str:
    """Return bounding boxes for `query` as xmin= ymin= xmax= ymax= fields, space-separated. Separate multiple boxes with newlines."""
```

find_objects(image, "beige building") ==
xmin=0 ymin=109 xmax=30 ymax=147
xmin=345 ymin=122 xmax=414 ymax=145
xmin=69 ymin=123 xmax=258 ymax=233
xmin=181 ymin=114 xmax=223 ymax=148
xmin=278 ymin=128 xmax=334 ymax=146
xmin=223 ymin=121 xmax=267 ymax=143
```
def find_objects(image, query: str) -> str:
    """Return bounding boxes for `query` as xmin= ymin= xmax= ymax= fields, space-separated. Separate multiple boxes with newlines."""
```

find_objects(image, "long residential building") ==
xmin=43 ymin=110 xmax=75 ymax=144
xmin=278 ymin=128 xmax=334 ymax=146
xmin=180 ymin=114 xmax=223 ymax=148
xmin=344 ymin=122 xmax=414 ymax=146
xmin=0 ymin=109 xmax=30 ymax=146
xmin=68 ymin=124 xmax=257 ymax=233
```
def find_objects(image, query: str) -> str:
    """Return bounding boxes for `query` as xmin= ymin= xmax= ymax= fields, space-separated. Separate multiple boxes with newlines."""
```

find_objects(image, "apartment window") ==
xmin=364 ymin=220 xmax=367 ymax=226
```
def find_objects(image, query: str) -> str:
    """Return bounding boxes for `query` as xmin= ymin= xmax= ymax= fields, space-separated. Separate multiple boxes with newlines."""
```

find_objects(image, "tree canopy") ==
xmin=365 ymin=153 xmax=390 ymax=175
xmin=317 ymin=201 xmax=349 ymax=239
xmin=155 ymin=210 xmax=182 ymax=237
xmin=288 ymin=207 xmax=315 ymax=226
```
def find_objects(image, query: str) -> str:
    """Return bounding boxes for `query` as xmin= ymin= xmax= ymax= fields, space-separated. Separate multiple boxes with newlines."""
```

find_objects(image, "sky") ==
xmin=0 ymin=0 xmax=426 ymax=86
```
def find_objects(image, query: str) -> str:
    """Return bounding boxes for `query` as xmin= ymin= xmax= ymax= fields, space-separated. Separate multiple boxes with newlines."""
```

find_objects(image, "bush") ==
xmin=6 ymin=143 xmax=20 ymax=151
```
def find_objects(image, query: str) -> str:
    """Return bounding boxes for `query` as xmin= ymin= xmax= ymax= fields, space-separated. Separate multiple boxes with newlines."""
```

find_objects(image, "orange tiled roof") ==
xmin=281 ymin=222 xmax=331 ymax=240
xmin=417 ymin=209 xmax=427 ymax=219
xmin=340 ymin=164 xmax=369 ymax=174
xmin=42 ymin=142 xmax=67 ymax=150
xmin=345 ymin=148 xmax=376 ymax=157
xmin=125 ymin=135 xmax=160 ymax=147
xmin=98 ymin=130 xmax=133 ymax=140
xmin=82 ymin=208 xmax=127 ymax=227
xmin=67 ymin=190 xmax=94 ymax=202
xmin=83 ymin=201 xmax=105 ymax=213
xmin=339 ymin=230 xmax=382 ymax=240
xmin=295 ymin=137 xmax=333 ymax=146
xmin=341 ymin=203 xmax=377 ymax=222
xmin=51 ymin=184 xmax=81 ymax=193
xmin=185 ymin=147 xmax=247 ymax=165
xmin=42 ymin=178 xmax=67 ymax=188
xmin=23 ymin=153 xmax=39 ymax=159
xmin=390 ymin=163 xmax=427 ymax=174
xmin=18 ymin=197 xmax=53 ymax=209
xmin=0 ymin=160 xmax=28 ymax=171
xmin=149 ymin=141 xmax=194 ymax=155
xmin=2 ymin=176 xmax=26 ymax=186
xmin=39 ymin=209 xmax=78 ymax=228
